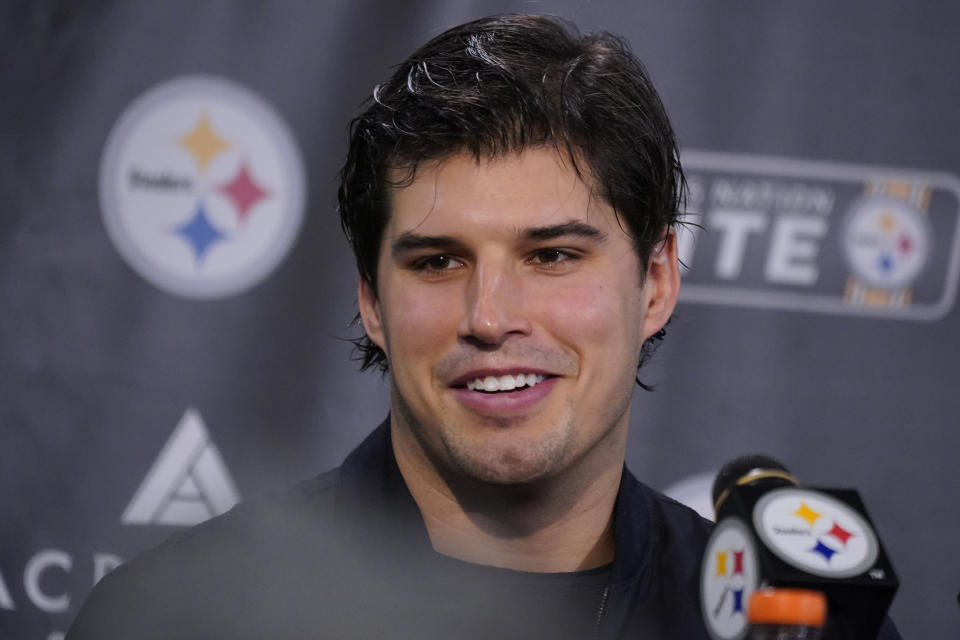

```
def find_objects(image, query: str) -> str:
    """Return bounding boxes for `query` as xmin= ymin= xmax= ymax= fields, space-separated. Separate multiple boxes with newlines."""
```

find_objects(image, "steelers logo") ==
xmin=753 ymin=488 xmax=879 ymax=579
xmin=842 ymin=196 xmax=930 ymax=290
xmin=99 ymin=75 xmax=306 ymax=299
xmin=701 ymin=518 xmax=759 ymax=640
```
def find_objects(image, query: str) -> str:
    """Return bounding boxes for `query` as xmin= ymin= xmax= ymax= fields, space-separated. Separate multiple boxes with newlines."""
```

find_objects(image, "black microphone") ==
xmin=699 ymin=455 xmax=898 ymax=640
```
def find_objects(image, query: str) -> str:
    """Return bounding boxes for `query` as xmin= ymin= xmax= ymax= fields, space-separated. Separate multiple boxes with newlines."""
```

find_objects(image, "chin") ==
xmin=441 ymin=427 xmax=571 ymax=486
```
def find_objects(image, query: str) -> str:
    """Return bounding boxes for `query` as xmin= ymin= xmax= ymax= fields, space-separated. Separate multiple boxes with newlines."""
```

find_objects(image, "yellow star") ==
xmin=178 ymin=113 xmax=229 ymax=171
xmin=715 ymin=551 xmax=728 ymax=576
xmin=793 ymin=502 xmax=821 ymax=527
xmin=878 ymin=211 xmax=896 ymax=233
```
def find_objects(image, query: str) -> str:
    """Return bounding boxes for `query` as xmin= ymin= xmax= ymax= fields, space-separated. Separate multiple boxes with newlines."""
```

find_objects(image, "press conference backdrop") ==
xmin=3 ymin=2 xmax=958 ymax=638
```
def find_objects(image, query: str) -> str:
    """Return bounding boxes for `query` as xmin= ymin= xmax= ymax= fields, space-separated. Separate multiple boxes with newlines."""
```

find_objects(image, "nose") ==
xmin=457 ymin=260 xmax=532 ymax=347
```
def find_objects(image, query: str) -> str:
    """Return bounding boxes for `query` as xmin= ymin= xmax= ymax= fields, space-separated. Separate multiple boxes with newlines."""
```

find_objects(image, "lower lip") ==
xmin=450 ymin=377 xmax=559 ymax=415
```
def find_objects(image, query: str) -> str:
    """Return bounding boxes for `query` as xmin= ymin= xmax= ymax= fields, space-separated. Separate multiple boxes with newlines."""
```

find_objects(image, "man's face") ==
xmin=359 ymin=148 xmax=678 ymax=486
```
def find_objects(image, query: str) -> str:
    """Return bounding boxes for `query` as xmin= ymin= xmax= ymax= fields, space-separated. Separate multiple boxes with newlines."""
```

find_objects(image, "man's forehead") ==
xmin=386 ymin=147 xmax=597 ymax=194
xmin=383 ymin=148 xmax=621 ymax=236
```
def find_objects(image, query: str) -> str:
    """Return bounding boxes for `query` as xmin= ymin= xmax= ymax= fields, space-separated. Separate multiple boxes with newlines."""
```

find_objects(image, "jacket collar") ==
xmin=336 ymin=417 xmax=652 ymax=584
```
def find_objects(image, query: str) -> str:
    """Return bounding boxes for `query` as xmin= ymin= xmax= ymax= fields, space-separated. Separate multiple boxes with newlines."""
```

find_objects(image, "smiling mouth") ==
xmin=463 ymin=373 xmax=548 ymax=393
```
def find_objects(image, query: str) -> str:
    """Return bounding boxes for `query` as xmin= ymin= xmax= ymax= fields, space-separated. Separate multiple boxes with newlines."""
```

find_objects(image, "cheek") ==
xmin=381 ymin=284 xmax=461 ymax=358
xmin=541 ymin=278 xmax=643 ymax=350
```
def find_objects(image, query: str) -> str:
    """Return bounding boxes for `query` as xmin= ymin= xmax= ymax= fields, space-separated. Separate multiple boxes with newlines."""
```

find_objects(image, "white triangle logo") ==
xmin=122 ymin=407 xmax=240 ymax=526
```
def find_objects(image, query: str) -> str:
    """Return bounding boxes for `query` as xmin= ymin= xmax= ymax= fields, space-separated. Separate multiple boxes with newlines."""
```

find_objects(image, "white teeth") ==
xmin=465 ymin=373 xmax=545 ymax=392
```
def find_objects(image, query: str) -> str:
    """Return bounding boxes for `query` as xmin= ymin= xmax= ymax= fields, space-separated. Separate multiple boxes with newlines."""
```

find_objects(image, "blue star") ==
xmin=174 ymin=203 xmax=225 ymax=263
xmin=732 ymin=588 xmax=744 ymax=614
xmin=877 ymin=252 xmax=894 ymax=273
xmin=811 ymin=540 xmax=837 ymax=562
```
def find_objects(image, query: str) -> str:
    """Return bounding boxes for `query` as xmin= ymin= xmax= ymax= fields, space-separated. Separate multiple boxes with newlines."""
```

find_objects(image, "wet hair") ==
xmin=338 ymin=14 xmax=685 ymax=388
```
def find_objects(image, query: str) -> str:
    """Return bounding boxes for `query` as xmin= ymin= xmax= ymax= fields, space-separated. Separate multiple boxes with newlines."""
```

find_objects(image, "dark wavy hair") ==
xmin=338 ymin=14 xmax=685 ymax=389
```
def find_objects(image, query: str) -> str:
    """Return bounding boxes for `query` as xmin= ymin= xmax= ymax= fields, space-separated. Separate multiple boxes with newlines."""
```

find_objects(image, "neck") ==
xmin=391 ymin=420 xmax=625 ymax=573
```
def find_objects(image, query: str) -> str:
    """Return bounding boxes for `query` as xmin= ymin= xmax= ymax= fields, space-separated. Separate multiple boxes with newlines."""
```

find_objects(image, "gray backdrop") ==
xmin=3 ymin=1 xmax=958 ymax=638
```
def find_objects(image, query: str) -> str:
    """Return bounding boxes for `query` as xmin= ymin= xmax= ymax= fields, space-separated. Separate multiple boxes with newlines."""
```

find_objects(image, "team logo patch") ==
xmin=701 ymin=518 xmax=759 ymax=640
xmin=752 ymin=488 xmax=879 ymax=578
xmin=678 ymin=151 xmax=960 ymax=320
xmin=99 ymin=75 xmax=306 ymax=298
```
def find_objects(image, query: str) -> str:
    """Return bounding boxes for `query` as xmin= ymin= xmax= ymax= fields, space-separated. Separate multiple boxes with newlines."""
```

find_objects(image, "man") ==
xmin=69 ymin=14 xmax=898 ymax=639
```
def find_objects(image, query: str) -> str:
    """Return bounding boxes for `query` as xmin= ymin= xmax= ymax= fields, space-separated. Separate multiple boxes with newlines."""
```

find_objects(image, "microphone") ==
xmin=699 ymin=455 xmax=899 ymax=640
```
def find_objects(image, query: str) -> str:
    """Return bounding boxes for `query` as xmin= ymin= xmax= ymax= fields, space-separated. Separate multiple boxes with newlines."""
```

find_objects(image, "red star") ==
xmin=217 ymin=161 xmax=270 ymax=224
xmin=827 ymin=522 xmax=855 ymax=547
xmin=733 ymin=550 xmax=745 ymax=575
xmin=897 ymin=234 xmax=913 ymax=255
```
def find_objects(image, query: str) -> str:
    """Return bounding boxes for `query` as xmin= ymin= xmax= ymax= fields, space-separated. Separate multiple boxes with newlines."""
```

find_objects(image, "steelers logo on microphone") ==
xmin=753 ymin=488 xmax=879 ymax=578
xmin=701 ymin=518 xmax=759 ymax=640
xmin=99 ymin=75 xmax=306 ymax=299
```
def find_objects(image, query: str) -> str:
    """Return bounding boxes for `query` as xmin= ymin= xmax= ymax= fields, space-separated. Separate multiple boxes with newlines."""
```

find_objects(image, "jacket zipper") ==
xmin=592 ymin=585 xmax=610 ymax=640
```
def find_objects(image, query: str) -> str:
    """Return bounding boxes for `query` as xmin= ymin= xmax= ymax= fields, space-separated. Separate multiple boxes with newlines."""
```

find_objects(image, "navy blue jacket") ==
xmin=68 ymin=421 xmax=900 ymax=639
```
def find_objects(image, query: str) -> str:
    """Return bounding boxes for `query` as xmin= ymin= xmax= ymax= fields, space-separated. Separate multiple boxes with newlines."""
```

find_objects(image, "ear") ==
xmin=640 ymin=230 xmax=681 ymax=341
xmin=357 ymin=276 xmax=387 ymax=351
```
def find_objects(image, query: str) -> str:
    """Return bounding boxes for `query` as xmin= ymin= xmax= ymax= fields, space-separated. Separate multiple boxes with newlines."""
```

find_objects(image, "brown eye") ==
xmin=530 ymin=248 xmax=576 ymax=265
xmin=536 ymin=249 xmax=566 ymax=263
xmin=414 ymin=255 xmax=462 ymax=271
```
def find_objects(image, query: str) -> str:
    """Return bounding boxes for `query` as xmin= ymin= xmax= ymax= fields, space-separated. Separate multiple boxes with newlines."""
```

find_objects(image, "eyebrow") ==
xmin=520 ymin=221 xmax=608 ymax=243
xmin=390 ymin=221 xmax=607 ymax=258
xmin=390 ymin=233 xmax=463 ymax=258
